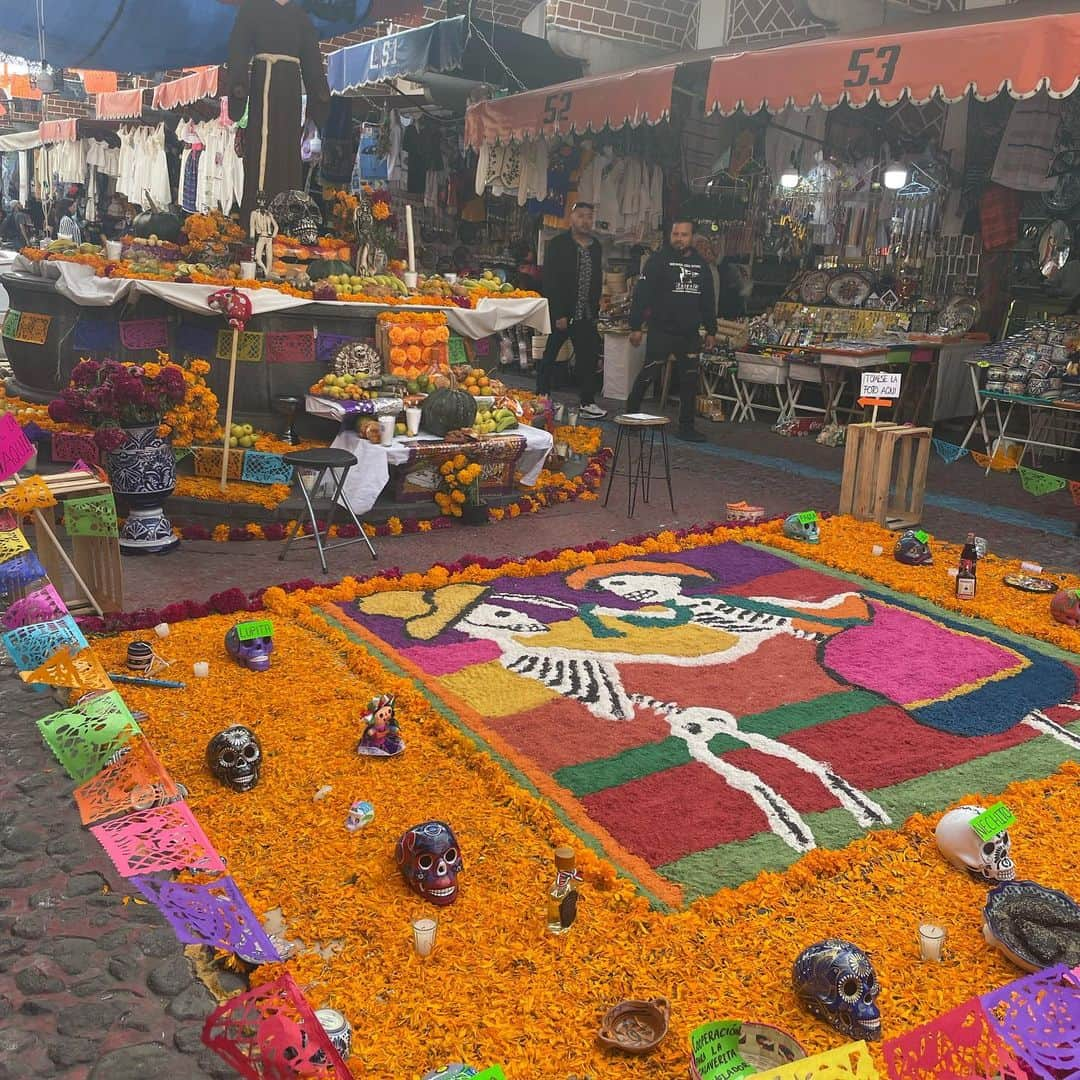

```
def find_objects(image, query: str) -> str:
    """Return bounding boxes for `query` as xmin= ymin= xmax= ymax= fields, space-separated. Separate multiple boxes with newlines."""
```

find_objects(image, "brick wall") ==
xmin=546 ymin=0 xmax=697 ymax=48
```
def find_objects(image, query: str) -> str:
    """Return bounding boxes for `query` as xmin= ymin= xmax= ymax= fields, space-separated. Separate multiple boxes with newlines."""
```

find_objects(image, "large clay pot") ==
xmin=105 ymin=425 xmax=180 ymax=555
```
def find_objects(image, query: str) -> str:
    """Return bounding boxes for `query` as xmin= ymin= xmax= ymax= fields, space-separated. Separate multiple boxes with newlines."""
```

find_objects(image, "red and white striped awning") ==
xmin=706 ymin=10 xmax=1080 ymax=116
xmin=465 ymin=62 xmax=679 ymax=147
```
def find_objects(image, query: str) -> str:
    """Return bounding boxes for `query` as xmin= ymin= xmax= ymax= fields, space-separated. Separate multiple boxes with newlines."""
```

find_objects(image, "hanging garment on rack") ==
xmin=516 ymin=138 xmax=548 ymax=207
xmin=991 ymin=91 xmax=1059 ymax=192
xmin=52 ymin=139 xmax=88 ymax=185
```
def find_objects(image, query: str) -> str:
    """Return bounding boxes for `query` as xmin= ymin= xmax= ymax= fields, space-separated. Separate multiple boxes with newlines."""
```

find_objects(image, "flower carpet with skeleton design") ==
xmin=329 ymin=540 xmax=1080 ymax=906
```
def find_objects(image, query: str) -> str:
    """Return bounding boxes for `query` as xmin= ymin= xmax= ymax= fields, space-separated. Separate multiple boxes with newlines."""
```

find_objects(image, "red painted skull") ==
xmin=1051 ymin=589 xmax=1080 ymax=628
xmin=395 ymin=821 xmax=462 ymax=906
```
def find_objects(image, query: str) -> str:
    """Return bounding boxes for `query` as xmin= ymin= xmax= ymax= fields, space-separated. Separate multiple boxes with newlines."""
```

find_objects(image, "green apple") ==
xmin=229 ymin=436 xmax=239 ymax=447
xmin=241 ymin=424 xmax=253 ymax=435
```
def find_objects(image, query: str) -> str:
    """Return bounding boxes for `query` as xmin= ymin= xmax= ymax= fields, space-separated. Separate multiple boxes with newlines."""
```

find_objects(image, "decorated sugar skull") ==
xmin=225 ymin=626 xmax=273 ymax=672
xmin=395 ymin=820 xmax=462 ymax=906
xmin=935 ymin=805 xmax=1015 ymax=883
xmin=783 ymin=512 xmax=820 ymax=544
xmin=206 ymin=725 xmax=262 ymax=792
xmin=793 ymin=939 xmax=881 ymax=1040
xmin=894 ymin=530 xmax=933 ymax=566
xmin=1051 ymin=589 xmax=1080 ymax=628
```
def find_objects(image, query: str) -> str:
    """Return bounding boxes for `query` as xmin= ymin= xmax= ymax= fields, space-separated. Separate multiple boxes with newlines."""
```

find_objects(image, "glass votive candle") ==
xmin=918 ymin=923 xmax=946 ymax=961
xmin=154 ymin=622 xmax=170 ymax=638
xmin=871 ymin=545 xmax=884 ymax=556
xmin=412 ymin=917 xmax=437 ymax=957
xmin=193 ymin=661 xmax=210 ymax=678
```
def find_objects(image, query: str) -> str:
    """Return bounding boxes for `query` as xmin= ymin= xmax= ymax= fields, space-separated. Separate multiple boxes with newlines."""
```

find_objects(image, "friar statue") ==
xmin=226 ymin=0 xmax=332 ymax=222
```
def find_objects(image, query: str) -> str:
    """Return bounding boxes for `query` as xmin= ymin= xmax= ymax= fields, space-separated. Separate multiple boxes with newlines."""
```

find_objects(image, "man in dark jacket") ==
xmin=537 ymin=201 xmax=606 ymax=419
xmin=627 ymin=219 xmax=717 ymax=441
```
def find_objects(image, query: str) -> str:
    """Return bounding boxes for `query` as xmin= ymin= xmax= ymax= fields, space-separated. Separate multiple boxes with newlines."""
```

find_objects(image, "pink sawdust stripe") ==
xmin=400 ymin=639 xmax=501 ymax=676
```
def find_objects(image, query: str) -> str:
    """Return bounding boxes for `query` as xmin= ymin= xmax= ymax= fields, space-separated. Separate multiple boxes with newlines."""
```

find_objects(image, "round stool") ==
xmin=603 ymin=414 xmax=675 ymax=517
xmin=279 ymin=448 xmax=377 ymax=575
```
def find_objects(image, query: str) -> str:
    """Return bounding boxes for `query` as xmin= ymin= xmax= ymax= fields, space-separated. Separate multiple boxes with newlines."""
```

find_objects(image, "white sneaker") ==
xmin=579 ymin=404 xmax=607 ymax=419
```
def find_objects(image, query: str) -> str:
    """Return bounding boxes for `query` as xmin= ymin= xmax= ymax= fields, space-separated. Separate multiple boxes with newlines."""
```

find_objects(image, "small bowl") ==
xmin=598 ymin=997 xmax=669 ymax=1055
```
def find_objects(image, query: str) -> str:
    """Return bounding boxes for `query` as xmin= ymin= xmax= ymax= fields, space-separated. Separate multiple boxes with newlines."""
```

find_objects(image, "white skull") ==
xmin=594 ymin=573 xmax=683 ymax=604
xmin=457 ymin=603 xmax=548 ymax=638
xmin=935 ymin=805 xmax=1015 ymax=882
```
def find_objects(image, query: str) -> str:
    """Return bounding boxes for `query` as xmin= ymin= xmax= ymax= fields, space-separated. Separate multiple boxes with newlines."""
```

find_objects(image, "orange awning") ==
xmin=465 ymin=62 xmax=678 ymax=147
xmin=73 ymin=70 xmax=119 ymax=94
xmin=706 ymin=10 xmax=1080 ymax=116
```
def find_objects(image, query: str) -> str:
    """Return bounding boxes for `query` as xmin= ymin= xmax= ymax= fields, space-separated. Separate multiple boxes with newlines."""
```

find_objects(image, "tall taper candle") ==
xmin=405 ymin=203 xmax=416 ymax=274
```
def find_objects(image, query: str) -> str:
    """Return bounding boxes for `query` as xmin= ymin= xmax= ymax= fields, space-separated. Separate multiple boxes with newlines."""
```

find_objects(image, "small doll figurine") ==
xmin=356 ymin=693 xmax=405 ymax=758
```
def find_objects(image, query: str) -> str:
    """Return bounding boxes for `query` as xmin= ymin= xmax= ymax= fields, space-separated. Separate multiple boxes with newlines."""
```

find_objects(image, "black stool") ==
xmin=278 ymin=448 xmax=377 ymax=575
xmin=603 ymin=414 xmax=675 ymax=516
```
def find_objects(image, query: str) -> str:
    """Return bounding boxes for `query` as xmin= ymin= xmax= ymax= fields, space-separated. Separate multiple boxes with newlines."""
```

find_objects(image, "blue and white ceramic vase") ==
xmin=105 ymin=425 xmax=180 ymax=555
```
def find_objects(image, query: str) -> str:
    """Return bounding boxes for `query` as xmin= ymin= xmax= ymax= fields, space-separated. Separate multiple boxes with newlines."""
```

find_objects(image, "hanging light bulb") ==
xmin=883 ymin=161 xmax=909 ymax=190
xmin=780 ymin=152 xmax=800 ymax=190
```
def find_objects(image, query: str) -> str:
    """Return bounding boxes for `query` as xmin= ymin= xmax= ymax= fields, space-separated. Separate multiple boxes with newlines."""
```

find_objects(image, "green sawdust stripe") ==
xmin=555 ymin=689 xmax=886 ymax=797
xmin=745 ymin=540 xmax=1080 ymax=665
xmin=662 ymin=728 xmax=1080 ymax=901
xmin=312 ymin=605 xmax=674 ymax=912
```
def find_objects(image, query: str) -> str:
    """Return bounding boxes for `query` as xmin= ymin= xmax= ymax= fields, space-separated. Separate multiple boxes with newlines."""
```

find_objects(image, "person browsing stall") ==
xmin=538 ymin=201 xmax=606 ymax=420
xmin=627 ymin=219 xmax=717 ymax=442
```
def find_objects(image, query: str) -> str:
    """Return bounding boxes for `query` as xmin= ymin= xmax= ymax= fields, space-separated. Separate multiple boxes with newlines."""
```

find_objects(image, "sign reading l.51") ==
xmin=860 ymin=371 xmax=902 ymax=399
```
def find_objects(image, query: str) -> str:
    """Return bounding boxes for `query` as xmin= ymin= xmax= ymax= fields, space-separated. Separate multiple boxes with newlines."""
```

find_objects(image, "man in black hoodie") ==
xmin=627 ymin=219 xmax=717 ymax=441
xmin=537 ymin=201 xmax=606 ymax=419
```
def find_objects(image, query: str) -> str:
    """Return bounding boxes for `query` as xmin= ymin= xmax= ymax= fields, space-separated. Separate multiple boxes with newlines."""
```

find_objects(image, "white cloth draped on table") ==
xmin=325 ymin=424 xmax=555 ymax=515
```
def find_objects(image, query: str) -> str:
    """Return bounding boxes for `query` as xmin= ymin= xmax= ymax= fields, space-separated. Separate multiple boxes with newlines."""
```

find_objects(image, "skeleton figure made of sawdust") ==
xmin=793 ymin=939 xmax=882 ymax=1041
xmin=935 ymin=805 xmax=1016 ymax=883
xmin=395 ymin=820 xmax=462 ymax=906
xmin=206 ymin=725 xmax=263 ymax=792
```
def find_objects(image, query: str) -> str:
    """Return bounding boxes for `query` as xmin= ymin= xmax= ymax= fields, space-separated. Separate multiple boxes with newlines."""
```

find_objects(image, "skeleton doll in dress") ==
xmin=354 ymin=194 xmax=374 ymax=274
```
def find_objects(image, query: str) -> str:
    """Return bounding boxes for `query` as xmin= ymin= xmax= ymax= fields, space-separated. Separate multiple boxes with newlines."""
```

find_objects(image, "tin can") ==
xmin=314 ymin=1008 xmax=351 ymax=1061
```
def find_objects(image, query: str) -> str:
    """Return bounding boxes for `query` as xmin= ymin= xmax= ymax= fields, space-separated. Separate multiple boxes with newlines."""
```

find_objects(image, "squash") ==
xmin=309 ymin=258 xmax=354 ymax=281
xmin=134 ymin=193 xmax=181 ymax=242
xmin=421 ymin=388 xmax=477 ymax=437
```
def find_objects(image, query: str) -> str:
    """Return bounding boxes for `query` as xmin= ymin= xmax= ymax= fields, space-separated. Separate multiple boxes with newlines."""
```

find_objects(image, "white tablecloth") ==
xmin=11 ymin=258 xmax=550 ymax=336
xmin=325 ymin=423 xmax=554 ymax=514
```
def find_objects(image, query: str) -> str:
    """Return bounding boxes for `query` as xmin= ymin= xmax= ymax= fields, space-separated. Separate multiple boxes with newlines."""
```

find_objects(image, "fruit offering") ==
xmin=228 ymin=423 xmax=257 ymax=449
xmin=309 ymin=373 xmax=377 ymax=402
xmin=456 ymin=366 xmax=493 ymax=396
xmin=325 ymin=273 xmax=409 ymax=299
xmin=472 ymin=406 xmax=518 ymax=434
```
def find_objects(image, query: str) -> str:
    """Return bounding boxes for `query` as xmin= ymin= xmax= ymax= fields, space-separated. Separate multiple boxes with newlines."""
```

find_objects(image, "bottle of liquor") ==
xmin=546 ymin=846 xmax=582 ymax=935
xmin=956 ymin=532 xmax=978 ymax=599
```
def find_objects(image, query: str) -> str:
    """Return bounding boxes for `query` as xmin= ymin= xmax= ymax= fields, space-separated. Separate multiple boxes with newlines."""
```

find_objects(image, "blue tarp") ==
xmin=0 ymin=0 xmax=373 ymax=73
xmin=327 ymin=17 xmax=465 ymax=93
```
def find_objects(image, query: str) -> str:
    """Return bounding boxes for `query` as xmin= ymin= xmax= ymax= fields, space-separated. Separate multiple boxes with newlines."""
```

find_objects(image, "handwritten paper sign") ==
xmin=473 ymin=1068 xmax=507 ymax=1079
xmin=914 ymin=530 xmax=929 ymax=543
xmin=235 ymin=620 xmax=273 ymax=641
xmin=970 ymin=802 xmax=1016 ymax=842
xmin=797 ymin=510 xmax=818 ymax=526
xmin=690 ymin=1021 xmax=755 ymax=1080
xmin=860 ymin=371 xmax=902 ymax=399
xmin=0 ymin=413 xmax=34 ymax=482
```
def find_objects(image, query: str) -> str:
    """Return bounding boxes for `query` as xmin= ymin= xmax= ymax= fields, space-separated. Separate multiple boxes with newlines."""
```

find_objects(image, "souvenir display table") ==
xmin=305 ymin=392 xmax=554 ymax=514
xmin=959 ymin=367 xmax=1080 ymax=469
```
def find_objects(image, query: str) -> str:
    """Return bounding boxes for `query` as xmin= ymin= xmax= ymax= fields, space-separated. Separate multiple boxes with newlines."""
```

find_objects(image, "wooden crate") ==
xmin=839 ymin=423 xmax=932 ymax=529
xmin=24 ymin=470 xmax=124 ymax=615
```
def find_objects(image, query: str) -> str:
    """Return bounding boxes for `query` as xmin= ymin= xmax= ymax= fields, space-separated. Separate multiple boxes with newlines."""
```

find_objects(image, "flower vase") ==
xmin=460 ymin=502 xmax=490 ymax=526
xmin=105 ymin=425 xmax=180 ymax=555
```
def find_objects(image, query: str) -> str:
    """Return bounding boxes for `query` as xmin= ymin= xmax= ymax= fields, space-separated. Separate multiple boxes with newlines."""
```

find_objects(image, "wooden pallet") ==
xmin=13 ymin=470 xmax=124 ymax=616
xmin=838 ymin=423 xmax=932 ymax=529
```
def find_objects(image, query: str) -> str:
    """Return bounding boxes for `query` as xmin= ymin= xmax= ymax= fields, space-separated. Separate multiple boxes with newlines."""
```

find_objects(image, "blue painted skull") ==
xmin=894 ymin=530 xmax=933 ymax=566
xmin=793 ymin=939 xmax=881 ymax=1040
xmin=396 ymin=821 xmax=462 ymax=906
xmin=225 ymin=627 xmax=273 ymax=672
xmin=783 ymin=512 xmax=820 ymax=544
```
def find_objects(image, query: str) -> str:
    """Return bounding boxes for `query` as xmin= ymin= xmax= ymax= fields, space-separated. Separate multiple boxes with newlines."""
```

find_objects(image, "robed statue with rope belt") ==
xmin=225 ymin=0 xmax=332 ymax=222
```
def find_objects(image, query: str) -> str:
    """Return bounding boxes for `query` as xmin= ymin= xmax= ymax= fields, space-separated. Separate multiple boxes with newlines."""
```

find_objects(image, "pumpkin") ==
xmin=421 ymin=388 xmax=477 ymax=437
xmin=309 ymin=258 xmax=354 ymax=281
xmin=134 ymin=194 xmax=181 ymax=242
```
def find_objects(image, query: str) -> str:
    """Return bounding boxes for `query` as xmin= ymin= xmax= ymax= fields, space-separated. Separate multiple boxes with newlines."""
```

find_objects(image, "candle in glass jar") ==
xmin=917 ymin=923 xmax=946 ymax=961
xmin=405 ymin=204 xmax=416 ymax=274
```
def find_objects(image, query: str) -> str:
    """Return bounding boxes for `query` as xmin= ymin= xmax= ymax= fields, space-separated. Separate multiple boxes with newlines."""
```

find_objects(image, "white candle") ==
xmin=193 ymin=661 xmax=210 ymax=678
xmin=405 ymin=203 xmax=416 ymax=274
xmin=871 ymin=545 xmax=884 ymax=557
xmin=412 ymin=917 xmax=437 ymax=957
xmin=154 ymin=622 xmax=170 ymax=638
xmin=918 ymin=923 xmax=946 ymax=961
